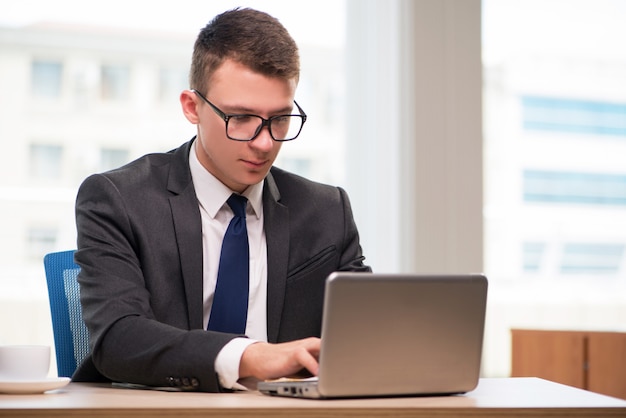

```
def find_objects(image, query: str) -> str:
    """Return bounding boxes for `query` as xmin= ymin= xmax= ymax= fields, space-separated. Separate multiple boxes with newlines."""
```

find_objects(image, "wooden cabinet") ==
xmin=511 ymin=329 xmax=626 ymax=400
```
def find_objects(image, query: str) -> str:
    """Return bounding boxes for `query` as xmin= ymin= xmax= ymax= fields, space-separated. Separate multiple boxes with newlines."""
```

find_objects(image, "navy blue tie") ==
xmin=207 ymin=194 xmax=249 ymax=334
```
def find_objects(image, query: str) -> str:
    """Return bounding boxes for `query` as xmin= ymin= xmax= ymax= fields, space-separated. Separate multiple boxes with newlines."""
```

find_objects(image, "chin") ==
xmin=239 ymin=173 xmax=266 ymax=187
xmin=249 ymin=167 xmax=270 ymax=179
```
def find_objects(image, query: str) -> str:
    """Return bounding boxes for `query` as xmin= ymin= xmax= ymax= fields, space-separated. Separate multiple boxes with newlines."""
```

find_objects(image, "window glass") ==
xmin=29 ymin=143 xmax=63 ymax=180
xmin=0 ymin=1 xmax=346 ymax=354
xmin=27 ymin=227 xmax=58 ymax=260
xmin=158 ymin=67 xmax=188 ymax=103
xmin=522 ymin=242 xmax=545 ymax=273
xmin=101 ymin=64 xmax=130 ymax=101
xmin=522 ymin=96 xmax=626 ymax=137
xmin=31 ymin=60 xmax=63 ymax=98
xmin=100 ymin=148 xmax=130 ymax=172
xmin=483 ymin=0 xmax=626 ymax=377
xmin=483 ymin=0 xmax=626 ymax=282
xmin=560 ymin=243 xmax=624 ymax=275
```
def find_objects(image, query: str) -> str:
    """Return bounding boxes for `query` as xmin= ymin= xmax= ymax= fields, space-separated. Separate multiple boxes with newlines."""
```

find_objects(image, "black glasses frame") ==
xmin=192 ymin=89 xmax=307 ymax=142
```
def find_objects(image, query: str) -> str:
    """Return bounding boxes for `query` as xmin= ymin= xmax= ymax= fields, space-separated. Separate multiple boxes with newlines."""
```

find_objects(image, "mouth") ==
xmin=242 ymin=159 xmax=269 ymax=169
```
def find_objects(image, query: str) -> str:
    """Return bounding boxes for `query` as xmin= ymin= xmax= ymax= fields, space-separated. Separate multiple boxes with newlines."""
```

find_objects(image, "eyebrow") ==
xmin=221 ymin=103 xmax=295 ymax=116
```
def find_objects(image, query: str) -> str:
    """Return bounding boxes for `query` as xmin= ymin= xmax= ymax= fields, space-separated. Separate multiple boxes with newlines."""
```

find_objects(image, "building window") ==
xmin=27 ymin=227 xmax=57 ymax=259
xmin=522 ymin=96 xmax=626 ymax=138
xmin=158 ymin=67 xmax=187 ymax=102
xmin=31 ymin=60 xmax=63 ymax=99
xmin=100 ymin=147 xmax=129 ymax=171
xmin=101 ymin=64 xmax=130 ymax=101
xmin=523 ymin=170 xmax=626 ymax=206
xmin=560 ymin=243 xmax=624 ymax=275
xmin=277 ymin=157 xmax=313 ymax=180
xmin=523 ymin=242 xmax=546 ymax=273
xmin=29 ymin=143 xmax=63 ymax=180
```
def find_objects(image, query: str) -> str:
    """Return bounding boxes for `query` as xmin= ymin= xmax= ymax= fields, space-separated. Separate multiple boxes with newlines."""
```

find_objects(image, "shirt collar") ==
xmin=189 ymin=142 xmax=263 ymax=219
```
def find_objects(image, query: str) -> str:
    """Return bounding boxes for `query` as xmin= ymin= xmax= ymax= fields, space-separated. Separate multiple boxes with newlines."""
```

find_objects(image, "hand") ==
xmin=239 ymin=337 xmax=320 ymax=381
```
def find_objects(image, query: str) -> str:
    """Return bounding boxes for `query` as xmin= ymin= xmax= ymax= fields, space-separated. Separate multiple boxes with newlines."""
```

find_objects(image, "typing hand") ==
xmin=239 ymin=337 xmax=320 ymax=381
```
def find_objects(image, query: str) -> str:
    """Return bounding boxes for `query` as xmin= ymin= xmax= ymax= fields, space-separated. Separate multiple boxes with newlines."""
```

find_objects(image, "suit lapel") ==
xmin=263 ymin=172 xmax=289 ymax=343
xmin=165 ymin=145 xmax=290 ymax=336
xmin=168 ymin=140 xmax=204 ymax=330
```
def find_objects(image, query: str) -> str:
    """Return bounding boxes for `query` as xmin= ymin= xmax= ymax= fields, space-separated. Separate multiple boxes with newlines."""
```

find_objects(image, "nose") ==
xmin=249 ymin=125 xmax=274 ymax=152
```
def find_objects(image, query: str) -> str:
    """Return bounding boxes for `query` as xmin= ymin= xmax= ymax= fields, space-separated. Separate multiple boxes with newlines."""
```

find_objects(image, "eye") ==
xmin=229 ymin=115 xmax=256 ymax=124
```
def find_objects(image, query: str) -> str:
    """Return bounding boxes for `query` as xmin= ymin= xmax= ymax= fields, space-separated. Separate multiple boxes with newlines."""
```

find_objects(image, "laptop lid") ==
xmin=258 ymin=272 xmax=488 ymax=398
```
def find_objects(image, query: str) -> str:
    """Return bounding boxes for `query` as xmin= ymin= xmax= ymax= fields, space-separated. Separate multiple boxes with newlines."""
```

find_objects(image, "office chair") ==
xmin=44 ymin=250 xmax=90 ymax=378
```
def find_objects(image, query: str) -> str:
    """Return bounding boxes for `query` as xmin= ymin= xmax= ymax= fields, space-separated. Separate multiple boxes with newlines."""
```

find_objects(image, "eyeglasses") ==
xmin=192 ymin=89 xmax=307 ymax=142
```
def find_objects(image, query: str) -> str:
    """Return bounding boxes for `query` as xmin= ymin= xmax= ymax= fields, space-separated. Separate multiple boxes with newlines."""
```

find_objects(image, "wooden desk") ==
xmin=1 ymin=378 xmax=625 ymax=418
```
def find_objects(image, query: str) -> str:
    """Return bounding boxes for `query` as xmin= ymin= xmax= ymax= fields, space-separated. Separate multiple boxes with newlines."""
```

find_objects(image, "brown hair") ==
xmin=189 ymin=8 xmax=300 ymax=94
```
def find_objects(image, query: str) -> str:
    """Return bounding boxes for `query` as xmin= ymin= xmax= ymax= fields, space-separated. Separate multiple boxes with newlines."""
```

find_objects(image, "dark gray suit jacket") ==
xmin=73 ymin=139 xmax=370 ymax=392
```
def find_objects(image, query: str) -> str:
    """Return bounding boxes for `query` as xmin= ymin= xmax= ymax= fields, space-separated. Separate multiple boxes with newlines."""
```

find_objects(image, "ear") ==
xmin=180 ymin=90 xmax=200 ymax=124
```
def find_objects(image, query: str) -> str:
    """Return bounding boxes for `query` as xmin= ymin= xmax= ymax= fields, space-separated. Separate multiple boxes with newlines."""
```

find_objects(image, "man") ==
xmin=74 ymin=8 xmax=370 ymax=393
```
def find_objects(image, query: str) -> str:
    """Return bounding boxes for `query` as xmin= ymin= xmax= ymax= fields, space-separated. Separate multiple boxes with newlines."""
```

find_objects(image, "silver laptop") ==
xmin=258 ymin=272 xmax=488 ymax=399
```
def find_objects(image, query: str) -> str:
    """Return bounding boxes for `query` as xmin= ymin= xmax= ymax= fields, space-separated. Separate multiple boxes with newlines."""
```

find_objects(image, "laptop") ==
xmin=258 ymin=272 xmax=488 ymax=399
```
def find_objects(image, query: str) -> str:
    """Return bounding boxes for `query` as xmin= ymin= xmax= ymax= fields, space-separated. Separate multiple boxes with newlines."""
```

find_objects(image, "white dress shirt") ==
xmin=189 ymin=145 xmax=268 ymax=389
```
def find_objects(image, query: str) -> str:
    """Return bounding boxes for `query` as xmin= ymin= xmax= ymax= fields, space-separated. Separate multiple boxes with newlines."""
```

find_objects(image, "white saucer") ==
xmin=0 ymin=377 xmax=70 ymax=394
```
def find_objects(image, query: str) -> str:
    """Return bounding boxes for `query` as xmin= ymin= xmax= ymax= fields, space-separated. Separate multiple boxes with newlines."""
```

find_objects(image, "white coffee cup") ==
xmin=0 ymin=345 xmax=51 ymax=381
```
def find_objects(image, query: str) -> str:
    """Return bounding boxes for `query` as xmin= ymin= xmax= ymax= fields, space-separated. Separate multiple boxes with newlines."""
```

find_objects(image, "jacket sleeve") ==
xmin=75 ymin=172 xmax=236 ymax=392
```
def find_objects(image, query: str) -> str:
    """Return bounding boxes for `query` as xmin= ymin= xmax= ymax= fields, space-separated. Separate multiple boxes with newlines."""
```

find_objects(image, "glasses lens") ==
xmin=270 ymin=116 xmax=304 ymax=141
xmin=226 ymin=115 xmax=264 ymax=141
xmin=226 ymin=115 xmax=304 ymax=141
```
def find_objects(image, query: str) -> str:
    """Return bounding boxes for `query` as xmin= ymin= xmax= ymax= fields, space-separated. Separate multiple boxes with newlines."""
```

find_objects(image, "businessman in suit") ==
xmin=73 ymin=8 xmax=370 ymax=393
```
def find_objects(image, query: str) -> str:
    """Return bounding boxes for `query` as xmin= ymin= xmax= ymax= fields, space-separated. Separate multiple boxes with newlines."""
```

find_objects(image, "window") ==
xmin=1 ymin=0 xmax=349 ymax=370
xmin=31 ymin=60 xmax=63 ymax=99
xmin=100 ymin=148 xmax=129 ymax=172
xmin=27 ymin=227 xmax=57 ymax=259
xmin=277 ymin=157 xmax=312 ymax=179
xmin=158 ymin=67 xmax=188 ymax=102
xmin=522 ymin=242 xmax=545 ymax=273
xmin=29 ymin=143 xmax=63 ymax=180
xmin=524 ymin=170 xmax=626 ymax=206
xmin=522 ymin=96 xmax=626 ymax=137
xmin=560 ymin=243 xmax=624 ymax=275
xmin=484 ymin=0 xmax=626 ymax=281
xmin=101 ymin=64 xmax=130 ymax=101
xmin=484 ymin=0 xmax=626 ymax=380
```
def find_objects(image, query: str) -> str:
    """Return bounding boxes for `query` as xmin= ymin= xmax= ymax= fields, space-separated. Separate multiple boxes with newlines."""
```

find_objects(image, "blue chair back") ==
xmin=44 ymin=250 xmax=90 ymax=378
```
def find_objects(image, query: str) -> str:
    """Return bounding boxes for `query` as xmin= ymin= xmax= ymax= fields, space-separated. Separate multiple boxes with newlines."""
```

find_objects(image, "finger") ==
xmin=299 ymin=337 xmax=321 ymax=356
xmin=295 ymin=346 xmax=319 ymax=376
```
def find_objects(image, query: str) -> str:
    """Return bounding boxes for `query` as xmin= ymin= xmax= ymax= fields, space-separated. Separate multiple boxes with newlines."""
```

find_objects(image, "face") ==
xmin=180 ymin=59 xmax=297 ymax=193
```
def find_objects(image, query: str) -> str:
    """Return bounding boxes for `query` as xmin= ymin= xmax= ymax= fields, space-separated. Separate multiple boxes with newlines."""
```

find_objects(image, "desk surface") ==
xmin=1 ymin=377 xmax=625 ymax=418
